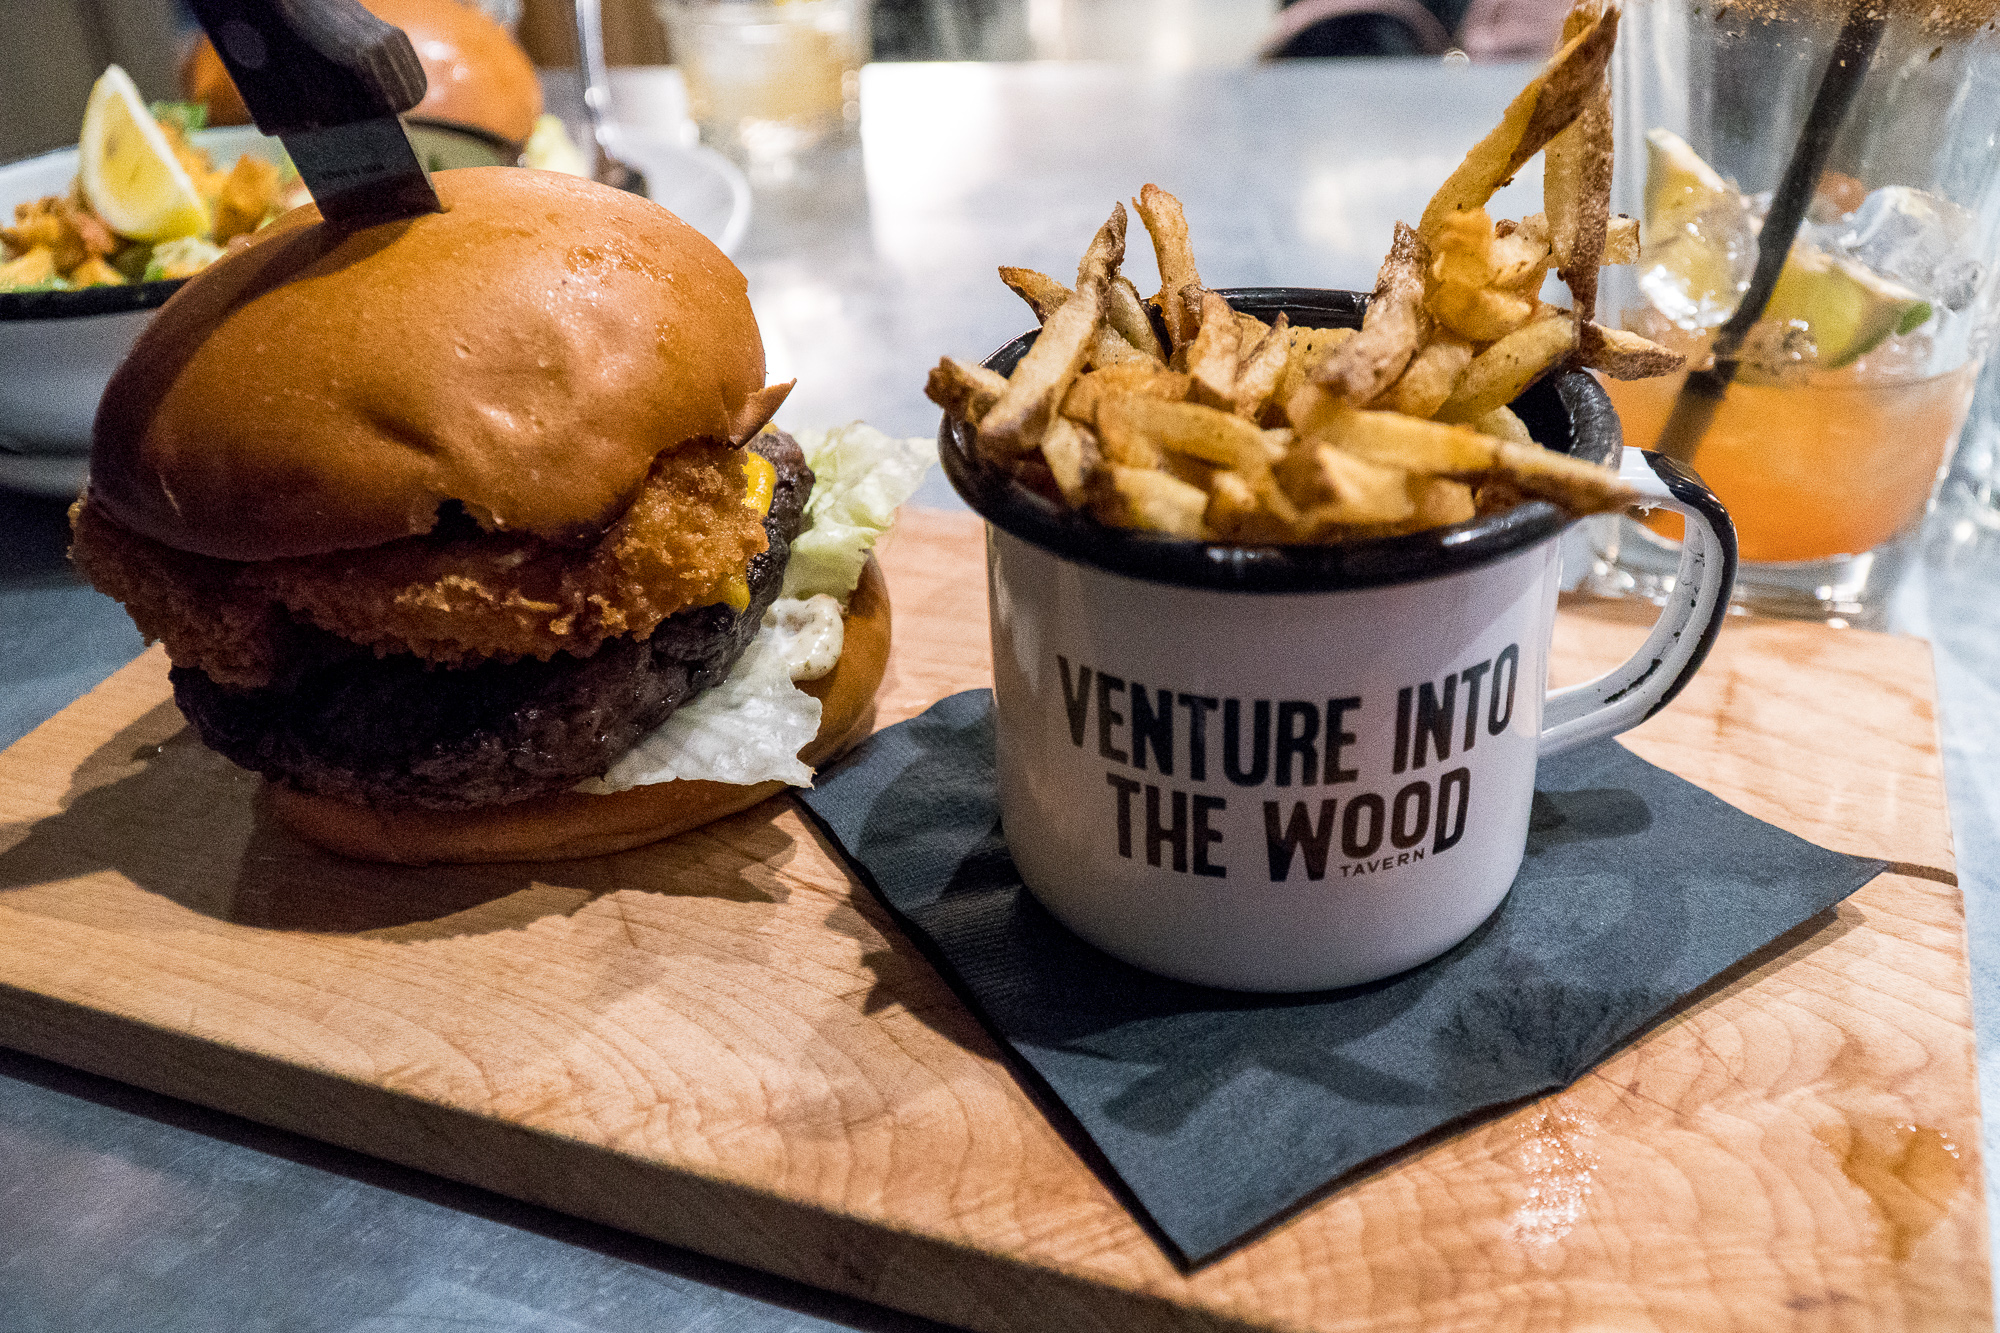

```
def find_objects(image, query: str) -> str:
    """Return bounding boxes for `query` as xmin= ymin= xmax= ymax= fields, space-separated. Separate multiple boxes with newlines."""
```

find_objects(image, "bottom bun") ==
xmin=269 ymin=556 xmax=892 ymax=865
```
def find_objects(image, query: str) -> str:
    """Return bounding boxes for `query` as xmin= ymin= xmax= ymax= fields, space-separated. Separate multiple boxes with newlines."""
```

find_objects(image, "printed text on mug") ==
xmin=1056 ymin=649 xmax=1519 ymax=882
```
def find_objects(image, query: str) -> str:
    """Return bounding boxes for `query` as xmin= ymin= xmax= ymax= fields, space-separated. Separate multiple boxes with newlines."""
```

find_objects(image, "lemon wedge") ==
xmin=1639 ymin=128 xmax=1931 ymax=362
xmin=1644 ymin=128 xmax=1737 ymax=238
xmin=1639 ymin=128 xmax=1754 ymax=327
xmin=1762 ymin=245 xmax=1931 ymax=369
xmin=78 ymin=65 xmax=210 ymax=243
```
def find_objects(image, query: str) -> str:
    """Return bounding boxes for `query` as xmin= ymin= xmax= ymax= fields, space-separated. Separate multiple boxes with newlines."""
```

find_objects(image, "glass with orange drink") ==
xmin=1590 ymin=0 xmax=2000 ymax=625
xmin=657 ymin=0 xmax=866 ymax=170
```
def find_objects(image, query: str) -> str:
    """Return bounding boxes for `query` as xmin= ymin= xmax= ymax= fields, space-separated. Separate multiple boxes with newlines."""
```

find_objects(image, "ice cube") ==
xmin=1835 ymin=185 xmax=1982 ymax=311
xmin=1637 ymin=193 xmax=1757 ymax=329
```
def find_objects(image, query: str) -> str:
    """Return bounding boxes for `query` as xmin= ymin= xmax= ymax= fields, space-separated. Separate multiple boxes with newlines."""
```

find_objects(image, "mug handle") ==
xmin=1539 ymin=447 xmax=1739 ymax=757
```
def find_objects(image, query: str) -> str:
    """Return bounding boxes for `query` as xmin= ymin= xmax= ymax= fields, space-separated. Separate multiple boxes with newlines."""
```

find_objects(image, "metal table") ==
xmin=3 ymin=58 xmax=1997 ymax=1331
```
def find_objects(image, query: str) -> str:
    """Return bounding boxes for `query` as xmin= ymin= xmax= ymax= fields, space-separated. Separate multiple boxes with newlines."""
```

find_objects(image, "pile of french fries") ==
xmin=925 ymin=0 xmax=1683 ymax=544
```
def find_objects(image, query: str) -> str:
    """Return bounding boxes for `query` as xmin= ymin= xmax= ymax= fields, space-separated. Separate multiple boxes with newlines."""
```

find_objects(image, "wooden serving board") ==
xmin=0 ymin=508 xmax=1986 ymax=1332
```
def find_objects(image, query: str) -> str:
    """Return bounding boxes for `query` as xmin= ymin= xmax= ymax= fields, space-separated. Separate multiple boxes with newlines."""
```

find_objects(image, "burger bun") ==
xmin=184 ymin=0 xmax=543 ymax=146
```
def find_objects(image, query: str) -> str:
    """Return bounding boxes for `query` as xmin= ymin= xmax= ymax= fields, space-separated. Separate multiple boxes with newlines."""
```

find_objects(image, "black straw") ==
xmin=1653 ymin=6 xmax=1887 ymax=463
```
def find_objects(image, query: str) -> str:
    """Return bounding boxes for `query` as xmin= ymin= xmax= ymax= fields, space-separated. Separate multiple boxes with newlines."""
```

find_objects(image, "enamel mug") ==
xmin=941 ymin=289 xmax=1737 ymax=993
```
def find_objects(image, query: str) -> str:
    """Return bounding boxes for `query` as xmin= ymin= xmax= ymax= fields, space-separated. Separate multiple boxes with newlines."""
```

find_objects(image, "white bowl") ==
xmin=0 ymin=126 xmax=287 ymax=495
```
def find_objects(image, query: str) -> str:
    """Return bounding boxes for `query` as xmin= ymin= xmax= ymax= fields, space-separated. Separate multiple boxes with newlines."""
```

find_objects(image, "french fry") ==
xmin=1314 ymin=222 xmax=1430 ymax=404
xmin=924 ymin=356 xmax=1012 ymax=424
xmin=1546 ymin=91 xmax=1612 ymax=329
xmin=1090 ymin=326 xmax=1159 ymax=369
xmin=1417 ymin=7 xmax=1619 ymax=247
xmin=1135 ymin=184 xmax=1204 ymax=351
xmin=1096 ymin=398 xmax=1166 ymax=468
xmin=1206 ymin=469 xmax=1294 ymax=542
xmin=1187 ymin=292 xmax=1243 ymax=407
xmin=1430 ymin=279 xmax=1539 ymax=344
xmin=1096 ymin=465 xmax=1210 ymax=537
xmin=1040 ymin=416 xmax=1100 ymax=504
xmin=1469 ymin=404 xmax=1536 ymax=445
xmin=1002 ymin=264 xmax=1154 ymax=369
xmin=1207 ymin=467 xmax=1314 ymax=542
xmin=1488 ymin=213 xmax=1553 ymax=292
xmin=1101 ymin=394 xmax=1271 ymax=473
xmin=1603 ymin=215 xmax=1640 ymax=265
xmin=1544 ymin=2 xmax=1613 ymax=332
xmin=1232 ymin=312 xmax=1291 ymax=419
xmin=1430 ymin=208 xmax=1495 ymax=287
xmin=938 ymin=0 xmax=1672 ymax=547
xmin=1434 ymin=314 xmax=1577 ymax=423
xmin=1077 ymin=202 xmax=1127 ymax=291
xmin=978 ymin=280 xmax=1104 ymax=459
xmin=1577 ymin=322 xmax=1686 ymax=379
xmin=1277 ymin=443 xmax=1418 ymax=528
xmin=1329 ymin=409 xmax=1634 ymax=516
xmin=1162 ymin=450 xmax=1222 ymax=492
xmin=1274 ymin=325 xmax=1354 ymax=413
xmin=1108 ymin=276 xmax=1168 ymax=360
xmin=1000 ymin=266 xmax=1071 ymax=322
xmin=1426 ymin=208 xmax=1540 ymax=341
xmin=1380 ymin=334 xmax=1474 ymax=418
xmin=1235 ymin=312 xmax=1273 ymax=344
xmin=1062 ymin=363 xmax=1193 ymax=424
xmin=1408 ymin=476 xmax=1477 ymax=527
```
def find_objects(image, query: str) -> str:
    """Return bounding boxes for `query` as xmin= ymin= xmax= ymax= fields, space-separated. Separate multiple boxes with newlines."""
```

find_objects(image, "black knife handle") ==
xmin=186 ymin=0 xmax=428 ymax=136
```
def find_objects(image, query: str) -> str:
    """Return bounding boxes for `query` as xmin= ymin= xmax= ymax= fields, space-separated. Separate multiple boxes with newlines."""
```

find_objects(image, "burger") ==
xmin=69 ymin=167 xmax=923 ymax=865
xmin=183 ymin=0 xmax=544 ymax=149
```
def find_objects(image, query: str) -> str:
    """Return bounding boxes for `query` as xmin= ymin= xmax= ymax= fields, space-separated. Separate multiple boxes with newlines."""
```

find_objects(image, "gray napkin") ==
xmin=794 ymin=690 xmax=1885 ymax=1267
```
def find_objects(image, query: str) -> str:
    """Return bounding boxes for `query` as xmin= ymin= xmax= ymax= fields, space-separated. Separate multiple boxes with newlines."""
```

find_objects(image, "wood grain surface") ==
xmin=0 ymin=507 xmax=1986 ymax=1332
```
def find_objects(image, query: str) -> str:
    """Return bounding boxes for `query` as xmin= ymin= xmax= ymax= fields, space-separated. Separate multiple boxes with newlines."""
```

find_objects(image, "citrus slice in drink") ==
xmin=1645 ymin=128 xmax=1736 ymax=236
xmin=78 ymin=65 xmax=210 ymax=243
xmin=1761 ymin=244 xmax=1932 ymax=369
xmin=1639 ymin=129 xmax=1753 ymax=327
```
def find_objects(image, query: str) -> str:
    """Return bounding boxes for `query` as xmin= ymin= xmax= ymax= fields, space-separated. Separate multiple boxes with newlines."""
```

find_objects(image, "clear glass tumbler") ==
xmin=1589 ymin=0 xmax=2000 ymax=626
xmin=655 ymin=0 xmax=867 ymax=170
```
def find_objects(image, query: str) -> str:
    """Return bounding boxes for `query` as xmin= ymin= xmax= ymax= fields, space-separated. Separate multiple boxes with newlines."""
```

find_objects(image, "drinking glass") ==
xmin=1588 ymin=0 xmax=2000 ymax=626
xmin=655 ymin=0 xmax=867 ymax=170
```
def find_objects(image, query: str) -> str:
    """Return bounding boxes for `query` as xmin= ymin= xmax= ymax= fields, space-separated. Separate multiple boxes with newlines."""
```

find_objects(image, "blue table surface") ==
xmin=4 ymin=58 xmax=1999 ymax=1332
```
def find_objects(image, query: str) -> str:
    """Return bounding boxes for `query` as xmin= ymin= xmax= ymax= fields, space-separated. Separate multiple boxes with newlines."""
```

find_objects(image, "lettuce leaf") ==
xmin=580 ymin=600 xmax=826 ymax=792
xmin=782 ymin=423 xmax=934 ymax=602
xmin=581 ymin=424 xmax=929 ymax=792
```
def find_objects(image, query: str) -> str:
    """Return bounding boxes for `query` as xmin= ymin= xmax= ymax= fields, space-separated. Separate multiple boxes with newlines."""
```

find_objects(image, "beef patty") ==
xmin=171 ymin=431 xmax=812 ymax=811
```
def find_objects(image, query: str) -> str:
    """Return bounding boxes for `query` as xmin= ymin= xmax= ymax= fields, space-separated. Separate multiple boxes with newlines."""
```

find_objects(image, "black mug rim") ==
xmin=938 ymin=287 xmax=1625 ymax=594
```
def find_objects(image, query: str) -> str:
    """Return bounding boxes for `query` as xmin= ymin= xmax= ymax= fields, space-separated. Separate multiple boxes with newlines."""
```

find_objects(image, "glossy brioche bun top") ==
xmin=91 ymin=167 xmax=785 ymax=563
xmin=184 ymin=0 xmax=544 ymax=146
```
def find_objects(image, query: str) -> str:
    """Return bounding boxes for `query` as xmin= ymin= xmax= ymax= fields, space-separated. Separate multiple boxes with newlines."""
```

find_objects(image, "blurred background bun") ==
xmin=182 ymin=0 xmax=543 ymax=146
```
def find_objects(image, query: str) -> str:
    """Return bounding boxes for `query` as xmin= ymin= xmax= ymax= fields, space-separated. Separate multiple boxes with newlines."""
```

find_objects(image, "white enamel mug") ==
xmin=942 ymin=290 xmax=1738 ymax=992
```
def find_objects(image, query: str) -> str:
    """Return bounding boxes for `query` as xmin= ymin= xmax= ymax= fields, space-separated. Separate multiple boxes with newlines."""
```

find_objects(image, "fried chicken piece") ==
xmin=210 ymin=155 xmax=280 ymax=244
xmin=3 ymin=196 xmax=117 ymax=272
xmin=72 ymin=438 xmax=780 ymax=688
xmin=69 ymin=495 xmax=290 ymax=686
xmin=68 ymin=255 xmax=125 ymax=287
xmin=0 ymin=247 xmax=58 ymax=289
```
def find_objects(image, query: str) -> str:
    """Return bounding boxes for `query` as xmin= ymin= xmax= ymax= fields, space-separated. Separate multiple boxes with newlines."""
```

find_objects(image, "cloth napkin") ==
xmin=795 ymin=690 xmax=1886 ymax=1267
